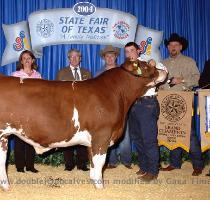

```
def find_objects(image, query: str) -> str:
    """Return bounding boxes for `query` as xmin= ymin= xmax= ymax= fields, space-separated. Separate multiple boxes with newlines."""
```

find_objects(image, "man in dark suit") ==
xmin=57 ymin=49 xmax=91 ymax=171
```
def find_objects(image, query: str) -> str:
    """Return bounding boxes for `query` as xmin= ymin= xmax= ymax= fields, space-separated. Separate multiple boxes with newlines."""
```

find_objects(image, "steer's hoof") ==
xmin=1 ymin=184 xmax=10 ymax=192
xmin=90 ymin=178 xmax=104 ymax=189
xmin=94 ymin=181 xmax=104 ymax=189
xmin=94 ymin=184 xmax=104 ymax=189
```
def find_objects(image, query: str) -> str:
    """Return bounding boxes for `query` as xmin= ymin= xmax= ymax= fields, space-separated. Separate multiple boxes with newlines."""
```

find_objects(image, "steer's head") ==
xmin=121 ymin=59 xmax=159 ymax=85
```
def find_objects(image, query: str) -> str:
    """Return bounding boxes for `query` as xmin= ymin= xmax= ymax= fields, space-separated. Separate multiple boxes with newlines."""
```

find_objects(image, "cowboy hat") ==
xmin=164 ymin=33 xmax=188 ymax=51
xmin=100 ymin=45 xmax=120 ymax=57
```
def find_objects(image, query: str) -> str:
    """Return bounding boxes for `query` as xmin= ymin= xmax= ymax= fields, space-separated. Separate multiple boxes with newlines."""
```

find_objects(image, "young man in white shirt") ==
xmin=125 ymin=42 xmax=167 ymax=181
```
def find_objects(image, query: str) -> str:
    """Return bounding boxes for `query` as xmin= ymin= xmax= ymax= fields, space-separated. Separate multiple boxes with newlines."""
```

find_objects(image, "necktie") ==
xmin=74 ymin=68 xmax=80 ymax=81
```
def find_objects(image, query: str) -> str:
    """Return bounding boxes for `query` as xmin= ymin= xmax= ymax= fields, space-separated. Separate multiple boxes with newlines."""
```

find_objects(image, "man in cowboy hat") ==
xmin=161 ymin=33 xmax=199 ymax=91
xmin=96 ymin=45 xmax=120 ymax=75
xmin=160 ymin=33 xmax=204 ymax=176
xmin=96 ymin=45 xmax=132 ymax=169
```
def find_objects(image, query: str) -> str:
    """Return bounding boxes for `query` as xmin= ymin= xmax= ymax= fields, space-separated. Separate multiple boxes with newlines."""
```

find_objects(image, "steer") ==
xmin=0 ymin=59 xmax=166 ymax=190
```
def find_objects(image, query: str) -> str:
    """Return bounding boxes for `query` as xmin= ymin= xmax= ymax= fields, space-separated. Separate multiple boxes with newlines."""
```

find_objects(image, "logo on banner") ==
xmin=112 ymin=21 xmax=130 ymax=39
xmin=13 ymin=31 xmax=30 ymax=51
xmin=161 ymin=94 xmax=187 ymax=122
xmin=36 ymin=19 xmax=54 ymax=38
xmin=139 ymin=37 xmax=152 ymax=55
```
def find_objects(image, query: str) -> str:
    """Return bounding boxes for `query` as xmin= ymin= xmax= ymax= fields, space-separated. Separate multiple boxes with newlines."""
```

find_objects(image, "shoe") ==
xmin=64 ymin=166 xmax=75 ymax=171
xmin=124 ymin=165 xmax=132 ymax=169
xmin=160 ymin=165 xmax=176 ymax=171
xmin=17 ymin=169 xmax=25 ymax=173
xmin=105 ymin=164 xmax=117 ymax=169
xmin=192 ymin=168 xmax=202 ymax=176
xmin=138 ymin=172 xmax=158 ymax=182
xmin=206 ymin=171 xmax=210 ymax=177
xmin=77 ymin=165 xmax=90 ymax=171
xmin=136 ymin=169 xmax=146 ymax=176
xmin=26 ymin=168 xmax=39 ymax=173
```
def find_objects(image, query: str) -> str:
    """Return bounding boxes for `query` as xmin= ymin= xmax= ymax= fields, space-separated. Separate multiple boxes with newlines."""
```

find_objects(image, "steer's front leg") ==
xmin=89 ymin=151 xmax=107 ymax=189
xmin=89 ymin=130 xmax=111 ymax=189
xmin=0 ymin=136 xmax=10 ymax=191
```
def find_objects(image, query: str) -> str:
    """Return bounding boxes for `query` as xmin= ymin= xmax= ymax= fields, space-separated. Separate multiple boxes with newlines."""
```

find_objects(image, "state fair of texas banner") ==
xmin=157 ymin=91 xmax=193 ymax=152
xmin=1 ymin=2 xmax=163 ymax=66
xmin=198 ymin=89 xmax=210 ymax=152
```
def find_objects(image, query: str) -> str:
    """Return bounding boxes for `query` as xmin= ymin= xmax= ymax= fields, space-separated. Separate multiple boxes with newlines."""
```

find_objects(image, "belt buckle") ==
xmin=144 ymin=95 xmax=156 ymax=99
xmin=136 ymin=95 xmax=156 ymax=103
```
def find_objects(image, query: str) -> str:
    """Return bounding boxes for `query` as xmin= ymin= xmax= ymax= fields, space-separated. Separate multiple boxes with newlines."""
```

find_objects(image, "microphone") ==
xmin=167 ymin=77 xmax=175 ymax=88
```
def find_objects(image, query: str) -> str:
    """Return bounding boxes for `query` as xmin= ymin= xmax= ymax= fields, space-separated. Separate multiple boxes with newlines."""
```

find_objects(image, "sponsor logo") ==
xmin=112 ymin=21 xmax=129 ymax=40
xmin=36 ymin=19 xmax=54 ymax=38
xmin=139 ymin=37 xmax=152 ymax=55
xmin=13 ymin=31 xmax=30 ymax=51
xmin=161 ymin=94 xmax=187 ymax=122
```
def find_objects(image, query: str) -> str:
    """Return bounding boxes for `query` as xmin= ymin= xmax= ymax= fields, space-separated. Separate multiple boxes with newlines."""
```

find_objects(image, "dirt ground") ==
xmin=0 ymin=162 xmax=209 ymax=200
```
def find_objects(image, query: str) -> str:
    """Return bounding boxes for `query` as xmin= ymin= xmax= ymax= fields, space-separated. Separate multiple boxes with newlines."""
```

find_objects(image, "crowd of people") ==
xmin=10 ymin=33 xmax=209 ymax=181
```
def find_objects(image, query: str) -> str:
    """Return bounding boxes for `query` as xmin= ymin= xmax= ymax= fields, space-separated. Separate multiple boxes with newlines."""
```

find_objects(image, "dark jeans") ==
xmin=129 ymin=97 xmax=160 ymax=175
xmin=14 ymin=136 xmax=35 ymax=170
xmin=170 ymin=126 xmax=204 ymax=169
xmin=64 ymin=145 xmax=89 ymax=169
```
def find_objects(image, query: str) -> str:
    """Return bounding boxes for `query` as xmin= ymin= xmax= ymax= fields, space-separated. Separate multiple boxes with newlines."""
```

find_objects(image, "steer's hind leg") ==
xmin=88 ymin=147 xmax=94 ymax=179
xmin=0 ymin=136 xmax=10 ymax=191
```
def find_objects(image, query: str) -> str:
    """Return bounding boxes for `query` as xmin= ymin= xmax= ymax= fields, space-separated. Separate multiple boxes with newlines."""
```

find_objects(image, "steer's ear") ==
xmin=136 ymin=60 xmax=158 ymax=79
xmin=135 ymin=60 xmax=151 ymax=77
xmin=121 ymin=59 xmax=133 ymax=72
xmin=148 ymin=59 xmax=156 ymax=67
xmin=132 ymin=61 xmax=142 ymax=75
xmin=124 ymin=60 xmax=143 ymax=76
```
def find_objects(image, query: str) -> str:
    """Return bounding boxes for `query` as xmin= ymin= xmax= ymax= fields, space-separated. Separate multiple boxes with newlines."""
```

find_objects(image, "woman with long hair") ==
xmin=12 ymin=50 xmax=41 ymax=173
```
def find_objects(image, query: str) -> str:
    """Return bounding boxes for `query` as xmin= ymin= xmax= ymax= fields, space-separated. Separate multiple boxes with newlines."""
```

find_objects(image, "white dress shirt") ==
xmin=70 ymin=65 xmax=82 ymax=80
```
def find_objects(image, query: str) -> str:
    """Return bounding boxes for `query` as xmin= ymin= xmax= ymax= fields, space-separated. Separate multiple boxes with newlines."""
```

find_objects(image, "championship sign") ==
xmin=157 ymin=91 xmax=194 ymax=152
xmin=198 ymin=89 xmax=210 ymax=152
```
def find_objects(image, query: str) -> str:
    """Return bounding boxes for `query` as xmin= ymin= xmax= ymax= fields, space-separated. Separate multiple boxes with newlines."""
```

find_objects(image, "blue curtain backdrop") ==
xmin=0 ymin=0 xmax=210 ymax=79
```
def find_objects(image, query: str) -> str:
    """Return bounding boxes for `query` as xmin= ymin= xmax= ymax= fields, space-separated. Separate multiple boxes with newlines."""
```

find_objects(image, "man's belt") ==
xmin=136 ymin=95 xmax=157 ymax=102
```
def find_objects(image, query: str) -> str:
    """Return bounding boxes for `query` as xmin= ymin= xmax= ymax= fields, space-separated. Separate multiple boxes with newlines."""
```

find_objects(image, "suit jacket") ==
xmin=56 ymin=66 xmax=91 ymax=81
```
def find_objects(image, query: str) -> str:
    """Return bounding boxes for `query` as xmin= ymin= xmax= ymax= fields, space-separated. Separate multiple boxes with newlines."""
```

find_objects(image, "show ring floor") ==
xmin=0 ymin=162 xmax=209 ymax=200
